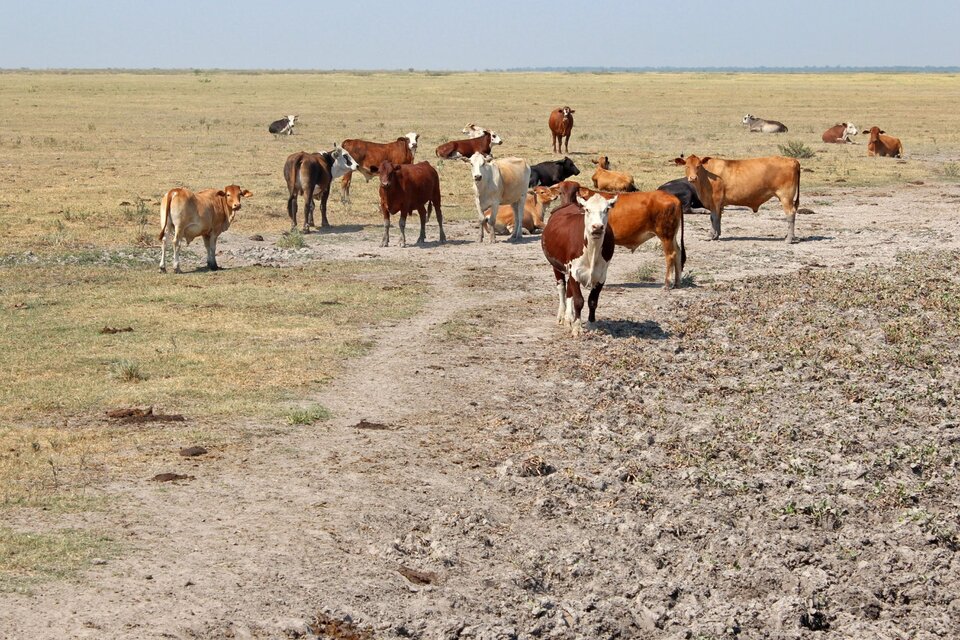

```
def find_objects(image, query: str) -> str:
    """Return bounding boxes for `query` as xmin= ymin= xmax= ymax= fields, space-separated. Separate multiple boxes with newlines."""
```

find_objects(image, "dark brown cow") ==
xmin=866 ymin=126 xmax=903 ymax=158
xmin=283 ymin=147 xmax=358 ymax=231
xmin=541 ymin=194 xmax=616 ymax=336
xmin=340 ymin=133 xmax=419 ymax=203
xmin=435 ymin=130 xmax=502 ymax=160
xmin=549 ymin=106 xmax=575 ymax=153
xmin=377 ymin=160 xmax=445 ymax=248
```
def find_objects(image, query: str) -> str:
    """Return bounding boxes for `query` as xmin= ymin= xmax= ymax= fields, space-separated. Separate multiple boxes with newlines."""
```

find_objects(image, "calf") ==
xmin=482 ymin=186 xmax=557 ymax=236
xmin=469 ymin=153 xmax=532 ymax=243
xmin=541 ymin=194 xmax=617 ymax=336
xmin=741 ymin=114 xmax=788 ymax=133
xmin=340 ymin=133 xmax=419 ymax=202
xmin=435 ymin=130 xmax=502 ymax=160
xmin=159 ymin=185 xmax=252 ymax=273
xmin=657 ymin=178 xmax=705 ymax=214
xmin=529 ymin=156 xmax=580 ymax=188
xmin=866 ymin=126 xmax=903 ymax=158
xmin=549 ymin=106 xmax=575 ymax=153
xmin=377 ymin=160 xmax=445 ymax=247
xmin=269 ymin=115 xmax=297 ymax=136
xmin=674 ymin=153 xmax=800 ymax=243
xmin=822 ymin=122 xmax=859 ymax=144
xmin=592 ymin=156 xmax=637 ymax=192
xmin=284 ymin=146 xmax=359 ymax=231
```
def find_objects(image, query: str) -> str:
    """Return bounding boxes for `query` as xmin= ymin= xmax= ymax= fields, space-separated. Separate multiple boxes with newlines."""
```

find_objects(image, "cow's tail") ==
xmin=158 ymin=190 xmax=173 ymax=241
xmin=679 ymin=201 xmax=686 ymax=270
xmin=426 ymin=201 xmax=433 ymax=223
xmin=793 ymin=161 xmax=801 ymax=210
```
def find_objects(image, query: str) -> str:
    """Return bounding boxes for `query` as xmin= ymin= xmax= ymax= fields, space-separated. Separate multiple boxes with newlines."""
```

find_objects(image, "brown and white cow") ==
xmin=866 ymin=126 xmax=903 ymax=158
xmin=541 ymin=194 xmax=617 ymax=336
xmin=158 ymin=185 xmax=252 ymax=273
xmin=469 ymin=153 xmax=532 ymax=243
xmin=482 ymin=186 xmax=557 ymax=236
xmin=822 ymin=122 xmax=859 ymax=143
xmin=674 ymin=153 xmax=801 ymax=243
xmin=283 ymin=146 xmax=358 ymax=231
xmin=340 ymin=133 xmax=419 ymax=202
xmin=592 ymin=156 xmax=637 ymax=192
xmin=435 ymin=130 xmax=503 ymax=160
xmin=377 ymin=160 xmax=445 ymax=248
xmin=549 ymin=106 xmax=575 ymax=153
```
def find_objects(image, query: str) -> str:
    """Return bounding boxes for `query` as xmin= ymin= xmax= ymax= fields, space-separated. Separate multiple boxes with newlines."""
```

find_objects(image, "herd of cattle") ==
xmin=156 ymin=107 xmax=905 ymax=335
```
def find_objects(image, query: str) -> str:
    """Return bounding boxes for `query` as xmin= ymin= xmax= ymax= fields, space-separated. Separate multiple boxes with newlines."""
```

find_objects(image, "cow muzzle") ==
xmin=590 ymin=225 xmax=605 ymax=238
xmin=473 ymin=175 xmax=482 ymax=183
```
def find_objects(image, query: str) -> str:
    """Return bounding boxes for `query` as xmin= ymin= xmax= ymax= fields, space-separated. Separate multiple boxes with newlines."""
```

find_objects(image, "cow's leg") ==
xmin=172 ymin=228 xmax=184 ymax=274
xmin=486 ymin=199 xmax=500 ymax=244
xmin=475 ymin=195 xmax=488 ymax=243
xmin=380 ymin=206 xmax=391 ymax=248
xmin=660 ymin=236 xmax=679 ymax=289
xmin=435 ymin=200 xmax=446 ymax=243
xmin=415 ymin=206 xmax=427 ymax=244
xmin=554 ymin=269 xmax=566 ymax=324
xmin=564 ymin=133 xmax=570 ymax=153
xmin=708 ymin=207 xmax=723 ymax=240
xmin=303 ymin=190 xmax=314 ymax=233
xmin=510 ymin=200 xmax=523 ymax=241
xmin=782 ymin=198 xmax=797 ymax=244
xmin=159 ymin=225 xmax=171 ymax=272
xmin=566 ymin=279 xmax=584 ymax=336
xmin=287 ymin=194 xmax=298 ymax=232
xmin=204 ymin=234 xmax=220 ymax=271
xmin=586 ymin=282 xmax=604 ymax=326
xmin=340 ymin=172 xmax=353 ymax=205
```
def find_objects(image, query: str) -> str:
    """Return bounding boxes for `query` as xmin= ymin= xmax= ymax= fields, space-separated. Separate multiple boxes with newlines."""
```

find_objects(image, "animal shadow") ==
xmin=596 ymin=319 xmax=670 ymax=340
xmin=313 ymin=224 xmax=365 ymax=235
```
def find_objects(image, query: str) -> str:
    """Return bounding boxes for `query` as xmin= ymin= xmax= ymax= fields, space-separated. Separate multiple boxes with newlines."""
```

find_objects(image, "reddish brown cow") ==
xmin=377 ymin=160 xmax=445 ymax=248
xmin=435 ymin=130 xmax=502 ymax=160
xmin=866 ymin=126 xmax=903 ymax=158
xmin=340 ymin=133 xmax=419 ymax=202
xmin=549 ymin=106 xmax=575 ymax=153
xmin=822 ymin=122 xmax=858 ymax=144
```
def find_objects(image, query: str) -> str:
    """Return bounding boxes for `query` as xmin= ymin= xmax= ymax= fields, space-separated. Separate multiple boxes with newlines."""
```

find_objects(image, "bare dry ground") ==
xmin=2 ymin=72 xmax=960 ymax=638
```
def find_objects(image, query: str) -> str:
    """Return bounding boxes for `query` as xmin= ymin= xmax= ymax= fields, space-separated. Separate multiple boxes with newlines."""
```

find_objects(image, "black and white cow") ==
xmin=269 ymin=115 xmax=298 ymax=137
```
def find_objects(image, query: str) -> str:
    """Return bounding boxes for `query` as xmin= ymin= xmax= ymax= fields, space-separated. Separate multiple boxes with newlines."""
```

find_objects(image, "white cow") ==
xmin=468 ymin=153 xmax=531 ymax=243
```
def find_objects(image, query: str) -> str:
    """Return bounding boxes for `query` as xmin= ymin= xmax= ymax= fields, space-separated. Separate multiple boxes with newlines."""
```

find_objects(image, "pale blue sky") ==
xmin=1 ymin=0 xmax=957 ymax=70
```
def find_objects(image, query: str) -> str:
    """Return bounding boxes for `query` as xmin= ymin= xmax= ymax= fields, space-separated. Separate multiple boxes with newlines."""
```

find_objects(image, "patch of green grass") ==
xmin=286 ymin=405 xmax=332 ymax=425
xmin=942 ymin=162 xmax=960 ymax=178
xmin=778 ymin=140 xmax=815 ymax=159
xmin=110 ymin=359 xmax=146 ymax=383
xmin=0 ymin=527 xmax=117 ymax=593
xmin=636 ymin=264 xmax=657 ymax=283
xmin=276 ymin=229 xmax=306 ymax=249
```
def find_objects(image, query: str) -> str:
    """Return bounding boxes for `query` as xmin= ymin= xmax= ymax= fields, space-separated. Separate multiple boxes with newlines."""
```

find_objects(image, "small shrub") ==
xmin=942 ymin=162 xmax=960 ymax=178
xmin=110 ymin=360 xmax=145 ymax=383
xmin=277 ymin=229 xmax=306 ymax=249
xmin=287 ymin=405 xmax=332 ymax=425
xmin=636 ymin=264 xmax=656 ymax=283
xmin=778 ymin=140 xmax=815 ymax=159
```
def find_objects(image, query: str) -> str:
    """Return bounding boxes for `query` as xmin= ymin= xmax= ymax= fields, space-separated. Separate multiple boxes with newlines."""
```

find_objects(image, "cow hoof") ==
xmin=786 ymin=237 xmax=798 ymax=244
xmin=208 ymin=264 xmax=219 ymax=271
xmin=174 ymin=267 xmax=183 ymax=274
xmin=159 ymin=266 xmax=166 ymax=273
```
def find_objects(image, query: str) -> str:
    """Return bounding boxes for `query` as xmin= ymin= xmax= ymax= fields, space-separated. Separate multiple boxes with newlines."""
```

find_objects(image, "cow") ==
xmin=822 ymin=122 xmax=859 ymax=144
xmin=284 ymin=146 xmax=359 ymax=231
xmin=461 ymin=123 xmax=486 ymax=138
xmin=468 ymin=153 xmax=532 ymax=243
xmin=674 ymin=153 xmax=801 ymax=243
xmin=592 ymin=156 xmax=637 ymax=192
xmin=340 ymin=133 xmax=419 ymax=203
xmin=541 ymin=194 xmax=617 ymax=336
xmin=741 ymin=114 xmax=788 ymax=133
xmin=529 ymin=157 xmax=580 ymax=188
xmin=552 ymin=182 xmax=685 ymax=289
xmin=377 ymin=160 xmax=445 ymax=248
xmin=866 ymin=126 xmax=903 ymax=158
xmin=549 ymin=106 xmax=575 ymax=153
xmin=158 ymin=185 xmax=252 ymax=273
xmin=435 ymin=130 xmax=502 ymax=160
xmin=269 ymin=115 xmax=297 ymax=137
xmin=657 ymin=178 xmax=705 ymax=214
xmin=482 ymin=186 xmax=557 ymax=236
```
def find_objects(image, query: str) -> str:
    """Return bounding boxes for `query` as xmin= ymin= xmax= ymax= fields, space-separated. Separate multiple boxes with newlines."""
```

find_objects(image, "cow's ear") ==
xmin=216 ymin=190 xmax=227 ymax=198
xmin=608 ymin=195 xmax=618 ymax=208
xmin=576 ymin=195 xmax=587 ymax=208
xmin=241 ymin=190 xmax=253 ymax=198
xmin=701 ymin=157 xmax=712 ymax=164
xmin=570 ymin=109 xmax=575 ymax=113
xmin=879 ymin=130 xmax=885 ymax=134
xmin=673 ymin=157 xmax=686 ymax=166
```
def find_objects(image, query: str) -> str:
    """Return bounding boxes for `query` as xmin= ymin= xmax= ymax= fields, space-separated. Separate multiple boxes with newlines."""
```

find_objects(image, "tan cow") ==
xmin=469 ymin=153 xmax=532 ymax=243
xmin=674 ymin=154 xmax=800 ymax=243
xmin=482 ymin=186 xmax=557 ymax=235
xmin=591 ymin=156 xmax=637 ymax=192
xmin=158 ymin=185 xmax=252 ymax=273
xmin=866 ymin=126 xmax=903 ymax=158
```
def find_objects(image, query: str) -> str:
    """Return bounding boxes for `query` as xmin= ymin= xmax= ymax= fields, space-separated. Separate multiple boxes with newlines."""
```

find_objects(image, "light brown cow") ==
xmin=159 ymin=185 xmax=252 ymax=273
xmin=482 ymin=186 xmax=557 ymax=235
xmin=549 ymin=106 xmax=575 ymax=153
xmin=591 ymin=156 xmax=637 ymax=192
xmin=674 ymin=154 xmax=801 ymax=243
xmin=866 ymin=126 xmax=903 ymax=158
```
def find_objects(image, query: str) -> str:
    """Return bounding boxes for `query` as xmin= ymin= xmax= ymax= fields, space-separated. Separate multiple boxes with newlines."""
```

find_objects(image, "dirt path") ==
xmin=2 ymin=184 xmax=960 ymax=638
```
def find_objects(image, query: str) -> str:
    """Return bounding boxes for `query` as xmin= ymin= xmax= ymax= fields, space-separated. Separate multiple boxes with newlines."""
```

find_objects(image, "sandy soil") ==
xmin=3 ymin=182 xmax=960 ymax=639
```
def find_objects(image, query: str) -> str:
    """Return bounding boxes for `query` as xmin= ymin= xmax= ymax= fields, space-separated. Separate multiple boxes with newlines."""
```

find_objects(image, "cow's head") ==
xmin=221 ymin=185 xmax=252 ymax=219
xmin=741 ymin=114 xmax=755 ymax=125
xmin=377 ymin=160 xmax=400 ymax=188
xmin=576 ymin=193 xmax=616 ymax=239
xmin=488 ymin=130 xmax=503 ymax=145
xmin=561 ymin=106 xmax=575 ymax=120
xmin=287 ymin=115 xmax=298 ymax=124
xmin=462 ymin=123 xmax=484 ymax=138
xmin=674 ymin=154 xmax=708 ymax=184
xmin=469 ymin=152 xmax=490 ymax=184
xmin=533 ymin=186 xmax=557 ymax=206
xmin=868 ymin=126 xmax=884 ymax=141
xmin=562 ymin=157 xmax=580 ymax=176
xmin=330 ymin=144 xmax=359 ymax=177
xmin=843 ymin=122 xmax=859 ymax=137
xmin=595 ymin=155 xmax=610 ymax=169
xmin=404 ymin=132 xmax=420 ymax=153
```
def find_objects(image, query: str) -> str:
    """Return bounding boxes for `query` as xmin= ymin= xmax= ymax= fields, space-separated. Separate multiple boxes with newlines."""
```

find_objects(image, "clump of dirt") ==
xmin=105 ymin=406 xmax=186 ymax=423
xmin=99 ymin=326 xmax=134 ymax=334
xmin=179 ymin=446 xmax=208 ymax=457
xmin=150 ymin=473 xmax=194 ymax=482
xmin=307 ymin=613 xmax=375 ymax=640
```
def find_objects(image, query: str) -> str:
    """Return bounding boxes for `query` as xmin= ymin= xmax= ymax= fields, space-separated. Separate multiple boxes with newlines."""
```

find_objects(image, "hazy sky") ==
xmin=2 ymin=0 xmax=958 ymax=70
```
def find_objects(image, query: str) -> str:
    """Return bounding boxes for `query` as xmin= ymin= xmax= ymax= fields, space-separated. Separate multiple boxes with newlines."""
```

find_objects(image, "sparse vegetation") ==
xmin=286 ymin=405 xmax=332 ymax=425
xmin=110 ymin=359 xmax=146 ymax=383
xmin=276 ymin=229 xmax=306 ymax=249
xmin=778 ymin=140 xmax=816 ymax=159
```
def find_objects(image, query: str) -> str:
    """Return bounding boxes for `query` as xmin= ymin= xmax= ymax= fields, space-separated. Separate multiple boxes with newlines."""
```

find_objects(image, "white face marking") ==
xmin=845 ymin=122 xmax=858 ymax=136
xmin=489 ymin=131 xmax=503 ymax=145
xmin=742 ymin=114 xmax=753 ymax=124
xmin=405 ymin=132 xmax=419 ymax=152
xmin=576 ymin=193 xmax=615 ymax=238
xmin=469 ymin=153 xmax=486 ymax=183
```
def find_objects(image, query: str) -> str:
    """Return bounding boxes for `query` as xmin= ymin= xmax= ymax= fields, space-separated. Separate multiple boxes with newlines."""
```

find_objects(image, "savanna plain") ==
xmin=1 ymin=71 xmax=960 ymax=639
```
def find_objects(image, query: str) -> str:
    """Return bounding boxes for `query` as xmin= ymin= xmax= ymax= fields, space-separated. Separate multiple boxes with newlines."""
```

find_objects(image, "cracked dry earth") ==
xmin=3 ymin=183 xmax=960 ymax=639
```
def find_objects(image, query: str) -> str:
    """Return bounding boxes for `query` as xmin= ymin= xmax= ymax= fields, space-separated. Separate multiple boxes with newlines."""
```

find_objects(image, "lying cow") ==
xmin=541 ymin=194 xmax=617 ymax=336
xmin=529 ymin=157 xmax=580 ymax=188
xmin=742 ymin=114 xmax=788 ymax=133
xmin=866 ymin=126 xmax=903 ymax=158
xmin=340 ymin=133 xmax=419 ymax=203
xmin=469 ymin=153 xmax=532 ymax=243
xmin=674 ymin=153 xmax=801 ymax=243
xmin=462 ymin=123 xmax=491 ymax=138
xmin=159 ymin=185 xmax=252 ymax=273
xmin=592 ymin=156 xmax=637 ymax=192
xmin=482 ymin=186 xmax=557 ymax=236
xmin=269 ymin=115 xmax=297 ymax=137
xmin=657 ymin=178 xmax=705 ymax=214
xmin=435 ymin=130 xmax=502 ymax=160
xmin=549 ymin=106 xmax=575 ymax=153
xmin=377 ymin=160 xmax=445 ymax=247
xmin=284 ymin=146 xmax=359 ymax=231
xmin=822 ymin=122 xmax=859 ymax=144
